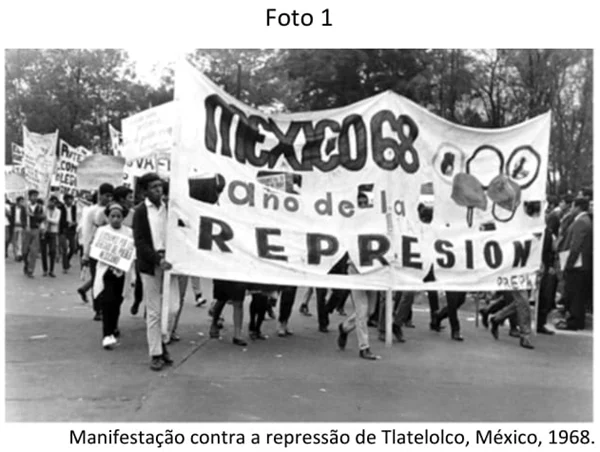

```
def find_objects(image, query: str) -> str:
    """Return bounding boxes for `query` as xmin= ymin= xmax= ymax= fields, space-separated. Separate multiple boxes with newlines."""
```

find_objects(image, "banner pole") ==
xmin=385 ymin=289 xmax=393 ymax=347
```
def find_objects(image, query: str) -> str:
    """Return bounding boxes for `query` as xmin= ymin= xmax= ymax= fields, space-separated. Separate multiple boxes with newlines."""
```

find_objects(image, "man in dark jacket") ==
xmin=132 ymin=173 xmax=173 ymax=371
xmin=557 ymin=197 xmax=593 ymax=330
xmin=9 ymin=196 xmax=27 ymax=261
xmin=59 ymin=193 xmax=77 ymax=272
xmin=22 ymin=189 xmax=46 ymax=277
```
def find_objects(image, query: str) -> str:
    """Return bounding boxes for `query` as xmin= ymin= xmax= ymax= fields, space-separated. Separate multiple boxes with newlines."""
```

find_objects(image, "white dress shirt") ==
xmin=145 ymin=198 xmax=167 ymax=251
xmin=45 ymin=207 xmax=61 ymax=233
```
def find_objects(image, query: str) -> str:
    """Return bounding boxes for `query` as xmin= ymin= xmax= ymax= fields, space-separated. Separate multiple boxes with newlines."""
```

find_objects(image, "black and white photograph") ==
xmin=3 ymin=47 xmax=593 ymax=429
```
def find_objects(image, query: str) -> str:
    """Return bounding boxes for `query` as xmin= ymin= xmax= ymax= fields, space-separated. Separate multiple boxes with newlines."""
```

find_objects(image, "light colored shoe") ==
xmin=102 ymin=335 xmax=116 ymax=350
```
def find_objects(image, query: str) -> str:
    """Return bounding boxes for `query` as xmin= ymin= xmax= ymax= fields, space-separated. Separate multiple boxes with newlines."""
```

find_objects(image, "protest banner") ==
xmin=11 ymin=143 xmax=24 ymax=167
xmin=109 ymin=124 xmax=123 ymax=156
xmin=52 ymin=139 xmax=92 ymax=194
xmin=122 ymin=153 xmax=171 ymax=190
xmin=77 ymin=154 xmax=126 ymax=190
xmin=166 ymin=61 xmax=550 ymax=291
xmin=121 ymin=102 xmax=175 ymax=161
xmin=89 ymin=227 xmax=135 ymax=272
xmin=22 ymin=127 xmax=58 ymax=199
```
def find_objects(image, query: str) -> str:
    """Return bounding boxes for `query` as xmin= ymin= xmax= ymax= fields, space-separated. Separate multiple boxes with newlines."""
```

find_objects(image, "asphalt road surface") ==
xmin=4 ymin=257 xmax=593 ymax=422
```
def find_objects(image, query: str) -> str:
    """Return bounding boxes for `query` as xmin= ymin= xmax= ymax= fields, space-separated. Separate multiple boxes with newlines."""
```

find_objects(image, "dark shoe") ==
xmin=299 ymin=304 xmax=312 ymax=316
xmin=150 ymin=356 xmax=164 ymax=371
xmin=113 ymin=329 xmax=121 ymax=339
xmin=537 ymin=326 xmax=555 ymax=335
xmin=194 ymin=294 xmax=207 ymax=307
xmin=555 ymin=321 xmax=578 ymax=331
xmin=26 ymin=272 xmax=34 ymax=278
xmin=509 ymin=328 xmax=520 ymax=338
xmin=77 ymin=288 xmax=89 ymax=303
xmin=93 ymin=312 xmax=102 ymax=321
xmin=162 ymin=352 xmax=174 ymax=366
xmin=337 ymin=308 xmax=347 ymax=316
xmin=490 ymin=318 xmax=499 ymax=340
xmin=403 ymin=321 xmax=415 ymax=328
xmin=43 ymin=271 xmax=48 ymax=277
xmin=170 ymin=332 xmax=181 ymax=342
xmin=359 ymin=348 xmax=378 ymax=360
xmin=48 ymin=272 xmax=56 ymax=278
xmin=130 ymin=302 xmax=140 ymax=315
xmin=429 ymin=322 xmax=445 ymax=332
xmin=233 ymin=337 xmax=248 ymax=346
xmin=520 ymin=337 xmax=535 ymax=349
xmin=392 ymin=324 xmax=405 ymax=343
xmin=319 ymin=326 xmax=329 ymax=333
xmin=451 ymin=331 xmax=464 ymax=341
xmin=430 ymin=311 xmax=442 ymax=332
xmin=209 ymin=324 xmax=220 ymax=339
xmin=337 ymin=323 xmax=348 ymax=350
xmin=479 ymin=309 xmax=489 ymax=329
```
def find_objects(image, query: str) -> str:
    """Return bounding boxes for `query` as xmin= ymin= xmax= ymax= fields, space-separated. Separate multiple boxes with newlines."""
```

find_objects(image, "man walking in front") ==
xmin=132 ymin=173 xmax=173 ymax=371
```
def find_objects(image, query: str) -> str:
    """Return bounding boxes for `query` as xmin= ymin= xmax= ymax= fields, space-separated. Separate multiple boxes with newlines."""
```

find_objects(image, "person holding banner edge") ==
xmin=132 ymin=172 xmax=173 ymax=371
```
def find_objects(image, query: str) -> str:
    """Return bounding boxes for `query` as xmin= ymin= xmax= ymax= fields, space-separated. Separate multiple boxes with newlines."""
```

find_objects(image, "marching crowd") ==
xmin=4 ymin=175 xmax=594 ymax=370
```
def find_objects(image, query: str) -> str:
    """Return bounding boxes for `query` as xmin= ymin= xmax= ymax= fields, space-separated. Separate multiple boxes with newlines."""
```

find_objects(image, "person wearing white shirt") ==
xmin=78 ymin=184 xmax=114 ymax=320
xmin=132 ymin=173 xmax=173 ymax=371
xmin=40 ymin=196 xmax=61 ymax=277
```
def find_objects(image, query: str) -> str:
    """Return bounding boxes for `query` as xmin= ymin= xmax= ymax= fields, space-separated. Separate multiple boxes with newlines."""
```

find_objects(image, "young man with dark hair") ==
xmin=132 ymin=173 xmax=173 ymax=371
xmin=40 ymin=195 xmax=61 ymax=277
xmin=58 ymin=193 xmax=77 ymax=272
xmin=9 ymin=196 xmax=26 ymax=261
xmin=22 ymin=189 xmax=45 ymax=278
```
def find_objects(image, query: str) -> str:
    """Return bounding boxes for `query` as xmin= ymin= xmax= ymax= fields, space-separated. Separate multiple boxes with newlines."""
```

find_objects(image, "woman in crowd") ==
xmin=93 ymin=202 xmax=135 ymax=350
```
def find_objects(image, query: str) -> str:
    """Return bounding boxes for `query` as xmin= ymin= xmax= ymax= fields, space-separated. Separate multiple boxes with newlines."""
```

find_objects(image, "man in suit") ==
xmin=57 ymin=193 xmax=77 ymax=273
xmin=132 ymin=173 xmax=173 ymax=371
xmin=557 ymin=197 xmax=593 ymax=331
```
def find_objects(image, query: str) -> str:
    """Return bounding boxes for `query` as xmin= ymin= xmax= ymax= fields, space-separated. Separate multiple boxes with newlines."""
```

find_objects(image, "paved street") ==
xmin=4 ymin=258 xmax=593 ymax=422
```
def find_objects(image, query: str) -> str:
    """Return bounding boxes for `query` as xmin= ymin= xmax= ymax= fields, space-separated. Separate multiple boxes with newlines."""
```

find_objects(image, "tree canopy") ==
xmin=5 ymin=48 xmax=592 ymax=194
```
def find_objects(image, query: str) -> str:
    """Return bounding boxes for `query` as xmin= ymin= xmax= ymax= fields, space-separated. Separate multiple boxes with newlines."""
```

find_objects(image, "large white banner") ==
xmin=22 ymin=127 xmax=58 ymax=199
xmin=167 ymin=61 xmax=550 ymax=291
xmin=52 ymin=139 xmax=92 ymax=194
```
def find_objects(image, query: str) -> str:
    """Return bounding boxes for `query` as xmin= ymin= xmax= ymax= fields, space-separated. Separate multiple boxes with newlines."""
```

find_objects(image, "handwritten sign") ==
xmin=90 ymin=228 xmax=135 ymax=272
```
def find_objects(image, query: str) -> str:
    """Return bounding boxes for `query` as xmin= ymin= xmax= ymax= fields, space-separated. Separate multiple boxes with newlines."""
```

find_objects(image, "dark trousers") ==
xmin=316 ymin=288 xmax=341 ymax=329
xmin=564 ymin=269 xmax=591 ymax=329
xmin=538 ymin=271 xmax=557 ymax=328
xmin=427 ymin=291 xmax=439 ymax=322
xmin=378 ymin=291 xmax=410 ymax=333
xmin=438 ymin=291 xmax=466 ymax=333
xmin=278 ymin=286 xmax=297 ymax=323
xmin=330 ymin=289 xmax=350 ymax=312
xmin=99 ymin=270 xmax=125 ymax=337
xmin=60 ymin=228 xmax=77 ymax=270
xmin=249 ymin=293 xmax=269 ymax=333
xmin=40 ymin=232 xmax=58 ymax=274
xmin=86 ymin=259 xmax=99 ymax=313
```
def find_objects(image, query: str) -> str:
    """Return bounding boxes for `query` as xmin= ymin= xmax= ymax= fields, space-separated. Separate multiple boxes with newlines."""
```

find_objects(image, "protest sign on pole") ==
xmin=109 ymin=124 xmax=123 ymax=156
xmin=166 ymin=61 xmax=550 ymax=291
xmin=11 ymin=143 xmax=24 ymax=167
xmin=77 ymin=154 xmax=126 ymax=191
xmin=22 ymin=127 xmax=58 ymax=199
xmin=121 ymin=102 xmax=175 ymax=161
xmin=89 ymin=227 xmax=136 ymax=272
xmin=52 ymin=139 xmax=92 ymax=194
